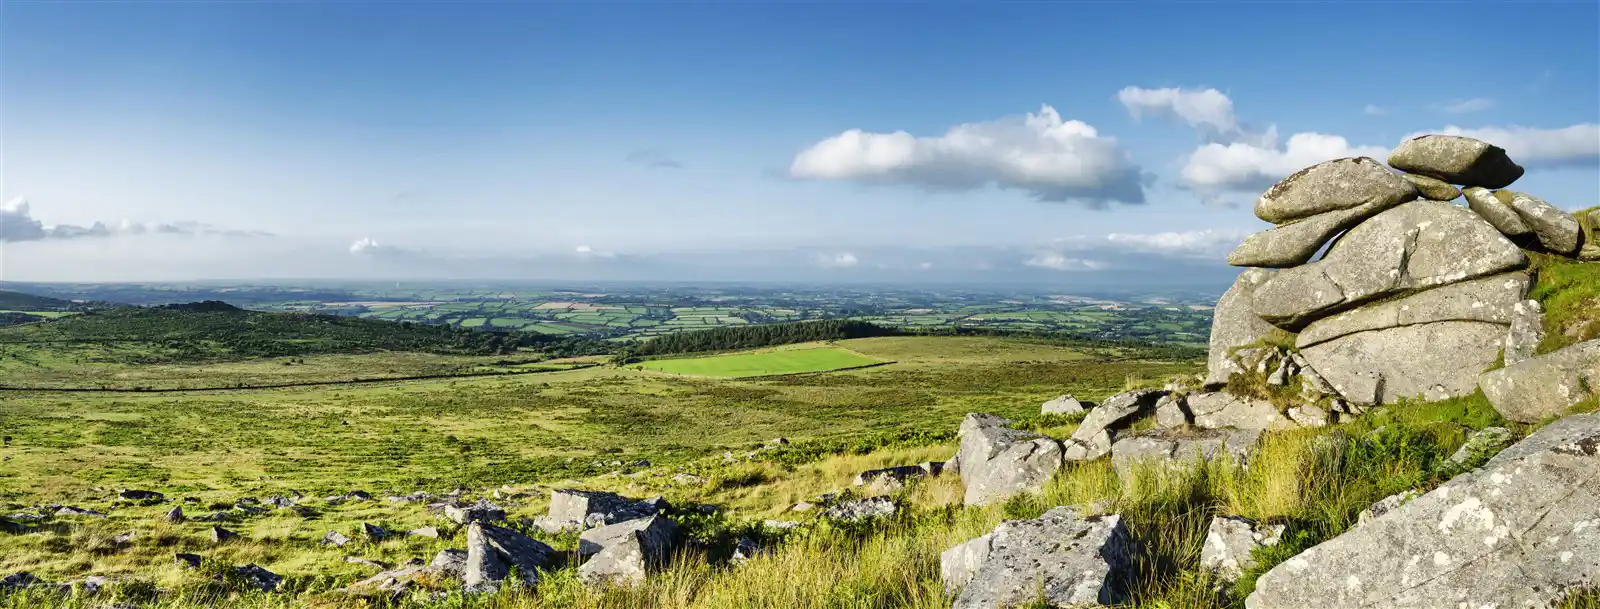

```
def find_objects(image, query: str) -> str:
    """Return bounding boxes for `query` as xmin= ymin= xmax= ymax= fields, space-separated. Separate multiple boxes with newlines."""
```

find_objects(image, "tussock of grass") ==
xmin=1529 ymin=250 xmax=1600 ymax=353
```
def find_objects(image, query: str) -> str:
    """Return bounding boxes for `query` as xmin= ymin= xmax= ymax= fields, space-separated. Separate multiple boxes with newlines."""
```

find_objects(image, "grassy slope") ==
xmin=636 ymin=345 xmax=881 ymax=378
xmin=0 ymin=289 xmax=76 ymax=310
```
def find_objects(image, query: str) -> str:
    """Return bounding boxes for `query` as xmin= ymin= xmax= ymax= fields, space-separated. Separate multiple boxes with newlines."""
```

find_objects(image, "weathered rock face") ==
xmin=952 ymin=508 xmax=1133 ymax=609
xmin=955 ymin=414 xmax=1064 ymax=506
xmin=1463 ymin=187 xmax=1532 ymax=236
xmin=1499 ymin=190 xmax=1582 ymax=255
xmin=1246 ymin=413 xmax=1600 ymax=609
xmin=1301 ymin=320 xmax=1508 ymax=405
xmin=1230 ymin=200 xmax=1398 ymax=268
xmin=822 ymin=496 xmax=898 ymax=522
xmin=1062 ymin=389 xmax=1165 ymax=463
xmin=1201 ymin=516 xmax=1284 ymax=582
xmin=1154 ymin=393 xmax=1191 ymax=429
xmin=463 ymin=523 xmax=555 ymax=592
xmin=1254 ymin=157 xmax=1419 ymax=224
xmin=1356 ymin=489 xmax=1420 ymax=525
xmin=1505 ymin=300 xmax=1546 ymax=366
xmin=442 ymin=499 xmax=504 ymax=524
xmin=1399 ymin=173 xmax=1461 ymax=201
xmin=1109 ymin=427 xmax=1262 ymax=476
xmin=536 ymin=490 xmax=667 ymax=533
xmin=939 ymin=533 xmax=993 ymax=594
xmin=1480 ymin=339 xmax=1600 ymax=423
xmin=1388 ymin=135 xmax=1525 ymax=188
xmin=1251 ymin=200 xmax=1528 ymax=329
xmin=1294 ymin=272 xmax=1529 ymax=349
xmin=1207 ymin=269 xmax=1281 ymax=386
xmin=1041 ymin=395 xmax=1088 ymax=414
xmin=576 ymin=515 xmax=679 ymax=585
xmin=1184 ymin=392 xmax=1294 ymax=431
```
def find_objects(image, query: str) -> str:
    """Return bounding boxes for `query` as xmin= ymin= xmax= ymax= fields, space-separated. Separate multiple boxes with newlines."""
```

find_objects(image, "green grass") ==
xmin=637 ymin=345 xmax=882 ymax=378
xmin=1529 ymin=250 xmax=1600 ymax=353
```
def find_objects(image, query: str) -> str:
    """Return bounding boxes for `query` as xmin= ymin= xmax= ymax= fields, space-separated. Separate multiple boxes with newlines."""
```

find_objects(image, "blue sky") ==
xmin=2 ymin=1 xmax=1597 ymax=286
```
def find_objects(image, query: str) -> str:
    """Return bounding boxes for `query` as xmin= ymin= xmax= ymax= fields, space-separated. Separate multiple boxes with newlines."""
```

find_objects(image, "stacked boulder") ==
xmin=1210 ymin=135 xmax=1597 ymax=418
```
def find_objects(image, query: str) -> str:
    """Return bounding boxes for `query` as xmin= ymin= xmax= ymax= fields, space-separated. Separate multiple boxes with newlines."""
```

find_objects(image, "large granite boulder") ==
xmin=1388 ymin=135 xmax=1525 ymax=188
xmin=951 ymin=507 xmax=1134 ymax=608
xmin=534 ymin=490 xmax=667 ymax=533
xmin=1207 ymin=269 xmax=1281 ymax=386
xmin=1301 ymin=321 xmax=1508 ymax=405
xmin=1246 ymin=413 xmax=1600 ymax=609
xmin=1463 ymin=187 xmax=1532 ymax=237
xmin=1109 ymin=427 xmax=1262 ymax=476
xmin=1254 ymin=157 xmax=1419 ymax=224
xmin=1497 ymin=190 xmax=1582 ymax=255
xmin=1480 ymin=339 xmax=1600 ymax=423
xmin=1063 ymin=390 xmax=1165 ymax=461
xmin=577 ymin=515 xmax=680 ymax=585
xmin=462 ymin=523 xmax=556 ymax=592
xmin=1230 ymin=198 xmax=1406 ymax=268
xmin=1041 ymin=395 xmax=1089 ymax=415
xmin=1201 ymin=516 xmax=1285 ymax=582
xmin=1184 ymin=392 xmax=1295 ymax=431
xmin=1294 ymin=273 xmax=1529 ymax=349
xmin=956 ymin=414 xmax=1065 ymax=506
xmin=1251 ymin=200 xmax=1528 ymax=329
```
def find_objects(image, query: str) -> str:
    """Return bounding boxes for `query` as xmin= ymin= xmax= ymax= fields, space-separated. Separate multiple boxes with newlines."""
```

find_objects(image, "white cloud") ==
xmin=574 ymin=245 xmax=593 ymax=253
xmin=1118 ymin=87 xmax=1239 ymax=138
xmin=1 ymin=197 xmax=269 ymax=242
xmin=573 ymin=244 xmax=617 ymax=259
xmin=1181 ymin=133 xmax=1389 ymax=194
xmin=349 ymin=237 xmax=384 ymax=254
xmin=1435 ymin=98 xmax=1495 ymax=114
xmin=790 ymin=105 xmax=1146 ymax=206
xmin=1363 ymin=104 xmax=1386 ymax=116
xmin=1024 ymin=252 xmax=1106 ymax=272
xmin=1104 ymin=229 xmax=1249 ymax=259
xmin=816 ymin=252 xmax=860 ymax=268
xmin=1404 ymin=124 xmax=1600 ymax=169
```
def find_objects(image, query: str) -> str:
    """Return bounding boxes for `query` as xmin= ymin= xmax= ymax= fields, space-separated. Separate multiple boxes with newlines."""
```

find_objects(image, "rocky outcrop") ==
xmin=1109 ymin=427 xmax=1261 ymax=476
xmin=1300 ymin=321 xmax=1510 ymax=405
xmin=1063 ymin=389 xmax=1165 ymax=461
xmin=1246 ymin=413 xmax=1600 ymax=608
xmin=1200 ymin=516 xmax=1284 ymax=582
xmin=1505 ymin=300 xmax=1545 ymax=366
xmin=1041 ymin=395 xmax=1089 ymax=414
xmin=1293 ymin=273 xmax=1529 ymax=349
xmin=1229 ymin=200 xmax=1401 ymax=268
xmin=1399 ymin=174 xmax=1460 ymax=201
xmin=1206 ymin=269 xmax=1281 ymax=386
xmin=1184 ymin=392 xmax=1294 ymax=431
xmin=949 ymin=507 xmax=1133 ymax=608
xmin=576 ymin=515 xmax=679 ymax=585
xmin=1479 ymin=339 xmax=1600 ymax=423
xmin=1463 ymin=187 xmax=1532 ymax=237
xmin=534 ymin=489 xmax=667 ymax=533
xmin=1253 ymin=157 xmax=1418 ymax=224
xmin=955 ymin=413 xmax=1064 ymax=506
xmin=1388 ymin=135 xmax=1524 ymax=188
xmin=1498 ymin=190 xmax=1582 ymax=255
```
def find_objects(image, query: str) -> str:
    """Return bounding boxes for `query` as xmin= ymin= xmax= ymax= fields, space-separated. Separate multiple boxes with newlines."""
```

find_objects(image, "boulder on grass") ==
xmin=536 ymin=490 xmax=667 ymax=533
xmin=955 ymin=413 xmax=1064 ymax=506
xmin=462 ymin=522 xmax=556 ymax=592
xmin=1184 ymin=392 xmax=1294 ymax=431
xmin=1041 ymin=395 xmax=1089 ymax=414
xmin=1062 ymin=389 xmax=1165 ymax=461
xmin=577 ymin=515 xmax=680 ymax=586
xmin=1110 ymin=427 xmax=1262 ymax=477
xmin=951 ymin=507 xmax=1133 ymax=608
xmin=1200 ymin=516 xmax=1284 ymax=582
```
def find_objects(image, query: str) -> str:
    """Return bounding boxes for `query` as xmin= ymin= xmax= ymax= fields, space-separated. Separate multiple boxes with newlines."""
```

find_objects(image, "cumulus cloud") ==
xmin=1181 ymin=133 xmax=1389 ymax=196
xmin=1 ymin=197 xmax=270 ymax=242
xmin=1363 ymin=104 xmax=1386 ymax=116
xmin=349 ymin=237 xmax=384 ymax=254
xmin=1024 ymin=252 xmax=1106 ymax=271
xmin=1104 ymin=229 xmax=1249 ymax=259
xmin=815 ymin=252 xmax=860 ymax=268
xmin=574 ymin=244 xmax=618 ymax=259
xmin=1434 ymin=98 xmax=1495 ymax=114
xmin=625 ymin=149 xmax=684 ymax=169
xmin=1404 ymin=124 xmax=1600 ymax=169
xmin=789 ymin=105 xmax=1147 ymax=206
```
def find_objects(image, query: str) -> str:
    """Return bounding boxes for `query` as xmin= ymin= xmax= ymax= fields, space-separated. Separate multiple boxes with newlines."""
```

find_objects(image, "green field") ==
xmin=637 ymin=345 xmax=882 ymax=377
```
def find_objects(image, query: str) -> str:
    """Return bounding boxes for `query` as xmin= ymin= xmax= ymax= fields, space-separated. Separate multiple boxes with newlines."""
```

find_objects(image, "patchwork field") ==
xmin=635 ymin=345 xmax=881 ymax=378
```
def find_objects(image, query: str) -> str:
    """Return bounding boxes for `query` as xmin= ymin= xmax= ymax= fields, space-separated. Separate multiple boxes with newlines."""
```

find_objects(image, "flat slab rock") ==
xmin=1250 ymin=200 xmax=1528 ymax=330
xmin=1184 ymin=392 xmax=1295 ymax=431
xmin=1480 ymin=339 xmax=1600 ymax=423
xmin=1109 ymin=426 xmax=1263 ymax=477
xmin=1246 ymin=413 xmax=1600 ymax=609
xmin=1388 ymin=135 xmax=1525 ymax=189
xmin=950 ymin=507 xmax=1134 ymax=609
xmin=1295 ymin=272 xmax=1529 ymax=349
xmin=1206 ymin=269 xmax=1281 ymax=386
xmin=1301 ymin=320 xmax=1508 ymax=405
xmin=1253 ymin=156 xmax=1418 ymax=224
xmin=1231 ymin=195 xmax=1406 ymax=268
xmin=535 ymin=489 xmax=667 ymax=532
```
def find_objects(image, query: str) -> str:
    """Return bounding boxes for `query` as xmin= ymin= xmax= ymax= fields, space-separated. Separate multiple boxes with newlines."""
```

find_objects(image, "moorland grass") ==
xmin=636 ymin=345 xmax=882 ymax=378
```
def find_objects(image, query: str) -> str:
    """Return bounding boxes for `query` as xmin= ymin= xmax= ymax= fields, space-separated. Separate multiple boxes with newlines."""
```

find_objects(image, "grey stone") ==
xmin=1110 ymin=427 xmax=1262 ymax=477
xmin=1041 ymin=395 xmax=1089 ymax=414
xmin=1480 ymin=339 xmax=1600 ymax=423
xmin=210 ymin=526 xmax=237 ymax=544
xmin=729 ymin=536 xmax=763 ymax=566
xmin=1267 ymin=356 xmax=1296 ymax=386
xmin=577 ymin=515 xmax=679 ymax=586
xmin=231 ymin=564 xmax=282 ymax=593
xmin=407 ymin=526 xmax=440 ymax=538
xmin=1501 ymin=190 xmax=1582 ymax=254
xmin=164 ymin=506 xmax=184 ymax=523
xmin=952 ymin=507 xmax=1133 ymax=609
xmin=1200 ymin=516 xmax=1284 ymax=582
xmin=853 ymin=465 xmax=930 ymax=489
xmin=173 ymin=553 xmax=203 ymax=569
xmin=1185 ymin=392 xmax=1294 ymax=431
xmin=361 ymin=523 xmax=393 ymax=541
xmin=1506 ymin=300 xmax=1546 ymax=366
xmin=1302 ymin=321 xmax=1508 ymax=405
xmin=823 ymin=496 xmax=897 ymax=522
xmin=1063 ymin=389 xmax=1165 ymax=461
xmin=1252 ymin=200 xmax=1528 ymax=329
xmin=54 ymin=506 xmax=106 ymax=518
xmin=537 ymin=490 xmax=666 ymax=532
xmin=442 ymin=499 xmax=505 ymax=525
xmin=1231 ymin=199 xmax=1401 ymax=268
xmin=1154 ymin=393 xmax=1192 ymax=429
xmin=463 ymin=522 xmax=554 ymax=592
xmin=1463 ymin=187 xmax=1532 ymax=236
xmin=1246 ymin=413 xmax=1600 ymax=609
xmin=1448 ymin=427 xmax=1514 ymax=467
xmin=1254 ymin=157 xmax=1419 ymax=224
xmin=1287 ymin=404 xmax=1330 ymax=428
xmin=1207 ymin=269 xmax=1281 ymax=385
xmin=1401 ymin=173 xmax=1462 ymax=201
xmin=321 ymin=530 xmax=350 ymax=547
xmin=0 ymin=573 xmax=43 ymax=590
xmin=956 ymin=413 xmax=1065 ymax=506
xmin=117 ymin=489 xmax=163 ymax=503
xmin=1295 ymin=272 xmax=1529 ymax=349
xmin=940 ymin=533 xmax=994 ymax=594
xmin=1388 ymin=135 xmax=1525 ymax=188
xmin=348 ymin=549 xmax=466 ymax=594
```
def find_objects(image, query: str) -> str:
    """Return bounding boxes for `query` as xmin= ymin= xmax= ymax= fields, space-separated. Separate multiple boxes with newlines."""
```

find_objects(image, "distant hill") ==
xmin=0 ymin=302 xmax=528 ymax=359
xmin=0 ymin=290 xmax=77 ymax=311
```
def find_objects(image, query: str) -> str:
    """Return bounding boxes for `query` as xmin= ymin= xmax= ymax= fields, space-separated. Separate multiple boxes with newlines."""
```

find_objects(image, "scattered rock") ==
xmin=1400 ymin=173 xmax=1461 ymax=201
xmin=1499 ymin=190 xmax=1582 ymax=254
xmin=264 ymin=495 xmax=295 ymax=509
xmin=940 ymin=533 xmax=994 ymax=594
xmin=173 ymin=553 xmax=203 ymax=569
xmin=1388 ymin=134 xmax=1524 ymax=188
xmin=321 ymin=530 xmax=351 ymax=547
xmin=577 ymin=515 xmax=680 ymax=586
xmin=116 ymin=489 xmax=163 ymax=503
xmin=1063 ymin=389 xmax=1165 ymax=461
xmin=1480 ymin=339 xmax=1600 ymax=423
xmin=1251 ymin=200 xmax=1528 ymax=329
xmin=210 ymin=526 xmax=238 ymax=544
xmin=0 ymin=572 xmax=43 ymax=590
xmin=1206 ymin=268 xmax=1282 ymax=386
xmin=54 ymin=506 xmax=107 ymax=518
xmin=822 ymin=496 xmax=898 ymax=523
xmin=163 ymin=506 xmax=184 ymax=523
xmin=536 ymin=490 xmax=667 ymax=532
xmin=230 ymin=564 xmax=282 ymax=593
xmin=1464 ymin=187 xmax=1532 ymax=236
xmin=1200 ymin=516 xmax=1284 ymax=582
xmin=1448 ymin=426 xmax=1514 ymax=467
xmin=1505 ymin=300 xmax=1546 ymax=366
xmin=464 ymin=522 xmax=556 ymax=592
xmin=1248 ymin=413 xmax=1600 ymax=608
xmin=361 ymin=523 xmax=393 ymax=541
xmin=1185 ymin=392 xmax=1294 ymax=431
xmin=1286 ymin=404 xmax=1329 ymax=428
xmin=407 ymin=526 xmax=440 ymax=538
xmin=1109 ymin=427 xmax=1262 ymax=476
xmin=1041 ymin=394 xmax=1089 ymax=414
xmin=442 ymin=499 xmax=505 ymax=525
xmin=955 ymin=413 xmax=1065 ymax=505
xmin=951 ymin=507 xmax=1133 ymax=608
xmin=1254 ymin=157 xmax=1419 ymax=224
